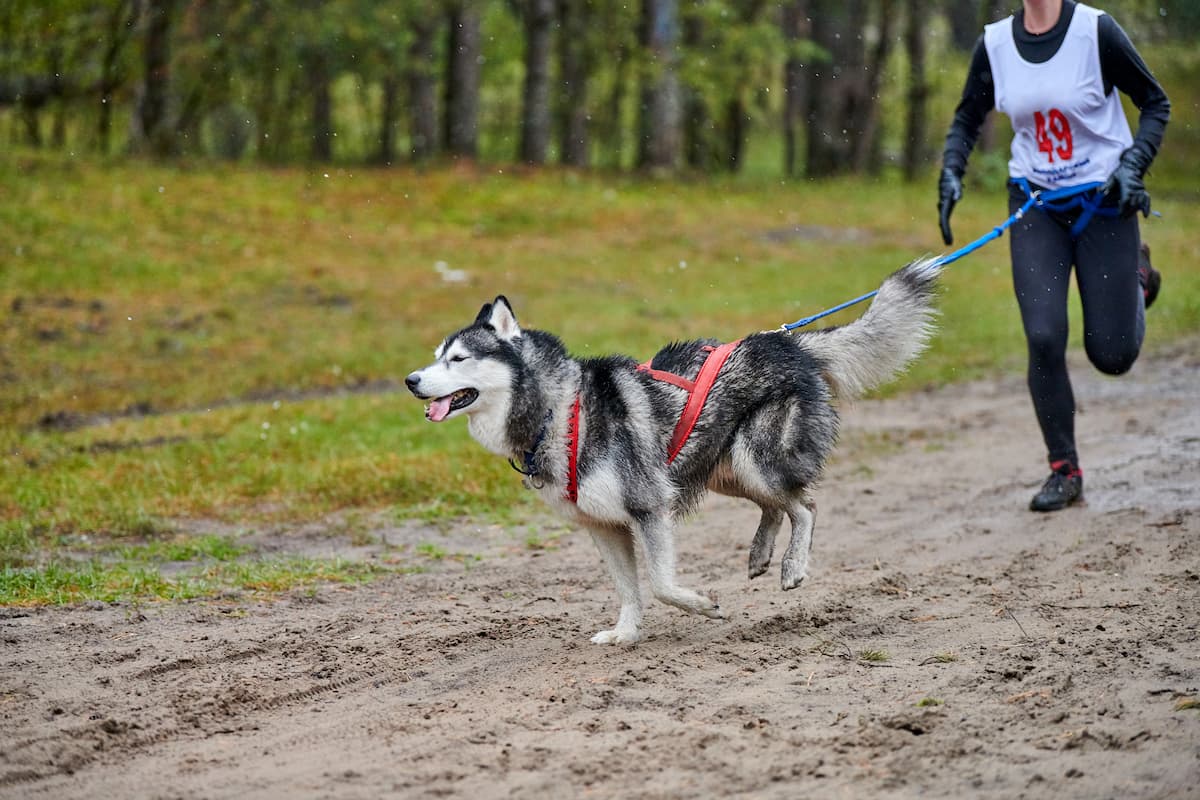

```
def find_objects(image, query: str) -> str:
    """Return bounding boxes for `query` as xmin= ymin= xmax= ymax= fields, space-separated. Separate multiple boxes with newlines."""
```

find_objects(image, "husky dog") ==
xmin=405 ymin=259 xmax=941 ymax=644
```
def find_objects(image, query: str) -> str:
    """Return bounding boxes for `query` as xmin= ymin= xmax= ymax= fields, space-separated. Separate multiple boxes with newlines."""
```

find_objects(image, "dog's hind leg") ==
xmin=748 ymin=507 xmax=783 ymax=579
xmin=635 ymin=513 xmax=725 ymax=620
xmin=588 ymin=527 xmax=644 ymax=645
xmin=781 ymin=496 xmax=816 ymax=591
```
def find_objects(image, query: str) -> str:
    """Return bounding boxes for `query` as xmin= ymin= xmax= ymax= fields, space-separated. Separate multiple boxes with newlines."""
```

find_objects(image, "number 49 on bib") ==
xmin=1034 ymin=109 xmax=1073 ymax=163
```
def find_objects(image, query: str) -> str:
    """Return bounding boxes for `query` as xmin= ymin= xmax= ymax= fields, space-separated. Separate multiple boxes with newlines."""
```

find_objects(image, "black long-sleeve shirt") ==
xmin=942 ymin=0 xmax=1170 ymax=178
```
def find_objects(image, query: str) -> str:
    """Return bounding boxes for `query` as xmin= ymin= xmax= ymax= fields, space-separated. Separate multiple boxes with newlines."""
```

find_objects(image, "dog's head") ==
xmin=405 ymin=296 xmax=522 ymax=423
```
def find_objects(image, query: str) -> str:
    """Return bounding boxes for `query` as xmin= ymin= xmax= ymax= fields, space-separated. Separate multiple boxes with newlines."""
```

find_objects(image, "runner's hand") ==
xmin=938 ymin=168 xmax=963 ymax=246
xmin=1103 ymin=155 xmax=1152 ymax=218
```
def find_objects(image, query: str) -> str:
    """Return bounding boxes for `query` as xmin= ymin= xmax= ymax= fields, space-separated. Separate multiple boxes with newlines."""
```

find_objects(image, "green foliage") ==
xmin=3 ymin=1 xmax=1197 ymax=174
xmin=0 ymin=555 xmax=387 ymax=606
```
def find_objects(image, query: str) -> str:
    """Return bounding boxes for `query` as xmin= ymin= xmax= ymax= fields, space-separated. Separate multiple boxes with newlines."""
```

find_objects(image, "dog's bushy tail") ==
xmin=794 ymin=257 xmax=942 ymax=400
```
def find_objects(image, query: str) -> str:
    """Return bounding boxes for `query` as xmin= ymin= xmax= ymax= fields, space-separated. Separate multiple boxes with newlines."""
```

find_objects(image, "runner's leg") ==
xmin=1008 ymin=190 xmax=1079 ymax=466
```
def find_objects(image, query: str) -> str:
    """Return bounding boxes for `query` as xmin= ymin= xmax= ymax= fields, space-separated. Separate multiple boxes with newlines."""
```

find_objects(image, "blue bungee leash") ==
xmin=780 ymin=180 xmax=1111 ymax=332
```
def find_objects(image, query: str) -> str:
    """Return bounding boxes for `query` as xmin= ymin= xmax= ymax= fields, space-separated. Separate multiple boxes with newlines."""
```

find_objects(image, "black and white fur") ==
xmin=406 ymin=259 xmax=941 ymax=644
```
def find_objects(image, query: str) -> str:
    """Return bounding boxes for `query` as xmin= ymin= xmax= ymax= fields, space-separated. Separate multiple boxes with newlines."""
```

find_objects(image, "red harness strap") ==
xmin=564 ymin=393 xmax=582 ymax=503
xmin=638 ymin=340 xmax=742 ymax=465
xmin=565 ymin=341 xmax=739 ymax=504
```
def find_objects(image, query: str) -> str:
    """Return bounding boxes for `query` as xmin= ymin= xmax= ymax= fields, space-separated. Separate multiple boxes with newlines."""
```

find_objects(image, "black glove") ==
xmin=1102 ymin=148 xmax=1152 ymax=218
xmin=937 ymin=167 xmax=963 ymax=246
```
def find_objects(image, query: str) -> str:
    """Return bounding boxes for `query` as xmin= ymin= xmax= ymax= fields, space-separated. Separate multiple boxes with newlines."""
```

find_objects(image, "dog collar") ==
xmin=507 ymin=397 xmax=580 ymax=504
xmin=508 ymin=410 xmax=553 ymax=478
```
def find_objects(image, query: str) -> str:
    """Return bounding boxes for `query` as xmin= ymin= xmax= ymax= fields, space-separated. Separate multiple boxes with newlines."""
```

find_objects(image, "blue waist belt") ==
xmin=1012 ymin=177 xmax=1117 ymax=238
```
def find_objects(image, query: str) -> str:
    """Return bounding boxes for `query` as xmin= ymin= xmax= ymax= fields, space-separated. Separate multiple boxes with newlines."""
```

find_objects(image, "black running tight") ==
xmin=1007 ymin=183 xmax=1145 ymax=467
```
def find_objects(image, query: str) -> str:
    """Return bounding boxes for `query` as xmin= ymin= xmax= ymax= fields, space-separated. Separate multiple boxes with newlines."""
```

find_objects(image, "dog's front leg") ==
xmin=588 ymin=527 xmax=643 ymax=645
xmin=635 ymin=512 xmax=725 ymax=620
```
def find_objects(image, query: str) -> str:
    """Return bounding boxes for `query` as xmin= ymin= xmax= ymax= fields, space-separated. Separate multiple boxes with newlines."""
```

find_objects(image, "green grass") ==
xmin=2 ymin=152 xmax=1198 ymax=603
xmin=0 ymin=554 xmax=390 ymax=606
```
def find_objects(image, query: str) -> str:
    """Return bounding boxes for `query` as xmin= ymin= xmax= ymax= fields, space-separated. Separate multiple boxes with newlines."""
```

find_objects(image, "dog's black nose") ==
xmin=404 ymin=373 xmax=421 ymax=392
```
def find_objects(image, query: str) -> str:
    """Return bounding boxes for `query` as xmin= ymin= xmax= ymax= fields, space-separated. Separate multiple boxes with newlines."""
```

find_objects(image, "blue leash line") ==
xmin=780 ymin=180 xmax=1109 ymax=332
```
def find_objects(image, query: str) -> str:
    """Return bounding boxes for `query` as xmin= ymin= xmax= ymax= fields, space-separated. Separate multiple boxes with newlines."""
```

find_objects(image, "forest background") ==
xmin=3 ymin=0 xmax=1198 ymax=179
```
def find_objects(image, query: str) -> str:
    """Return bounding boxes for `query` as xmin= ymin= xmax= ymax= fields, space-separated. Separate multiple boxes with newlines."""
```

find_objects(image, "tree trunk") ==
xmin=377 ymin=72 xmax=399 ymax=164
xmin=636 ymin=0 xmax=682 ymax=170
xmin=945 ymin=0 xmax=983 ymax=51
xmin=902 ymin=0 xmax=929 ymax=181
xmin=407 ymin=15 xmax=439 ymax=162
xmin=804 ymin=0 xmax=869 ymax=177
xmin=444 ymin=1 xmax=481 ymax=159
xmin=682 ymin=4 xmax=716 ymax=170
xmin=136 ymin=0 xmax=177 ymax=157
xmin=852 ymin=0 xmax=897 ymax=174
xmin=722 ymin=0 xmax=769 ymax=174
xmin=98 ymin=1 xmax=140 ymax=155
xmin=556 ymin=0 xmax=590 ymax=167
xmin=520 ymin=0 xmax=555 ymax=164
xmin=602 ymin=42 xmax=630 ymax=168
xmin=308 ymin=50 xmax=333 ymax=162
xmin=724 ymin=97 xmax=745 ymax=172
xmin=781 ymin=0 xmax=810 ymax=176
xmin=48 ymin=47 xmax=66 ymax=149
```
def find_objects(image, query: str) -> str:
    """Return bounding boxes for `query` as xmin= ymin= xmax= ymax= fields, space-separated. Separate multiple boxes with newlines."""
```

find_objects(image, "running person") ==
xmin=938 ymin=0 xmax=1170 ymax=511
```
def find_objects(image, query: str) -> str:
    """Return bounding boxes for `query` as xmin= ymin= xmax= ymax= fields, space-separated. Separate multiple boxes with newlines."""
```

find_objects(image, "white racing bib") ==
xmin=985 ymin=4 xmax=1132 ymax=188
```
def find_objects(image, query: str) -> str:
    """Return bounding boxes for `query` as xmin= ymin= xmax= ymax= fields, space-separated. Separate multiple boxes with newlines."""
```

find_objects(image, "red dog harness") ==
xmin=638 ymin=340 xmax=742 ymax=465
xmin=563 ymin=341 xmax=741 ymax=504
xmin=564 ymin=393 xmax=581 ymax=503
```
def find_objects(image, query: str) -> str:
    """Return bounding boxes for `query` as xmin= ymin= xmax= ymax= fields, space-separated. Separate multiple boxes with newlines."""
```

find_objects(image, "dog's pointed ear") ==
xmin=474 ymin=301 xmax=493 ymax=324
xmin=485 ymin=295 xmax=521 ymax=341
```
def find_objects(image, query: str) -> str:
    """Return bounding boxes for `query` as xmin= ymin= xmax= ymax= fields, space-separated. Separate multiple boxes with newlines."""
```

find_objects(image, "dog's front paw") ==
xmin=699 ymin=590 xmax=726 ymax=619
xmin=781 ymin=559 xmax=807 ymax=591
xmin=590 ymin=628 xmax=642 ymax=646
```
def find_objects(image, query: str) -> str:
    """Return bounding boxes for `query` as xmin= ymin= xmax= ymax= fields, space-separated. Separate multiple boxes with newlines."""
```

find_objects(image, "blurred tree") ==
xmin=444 ymin=0 xmax=481 ymax=158
xmin=556 ymin=0 xmax=591 ymax=167
xmin=637 ymin=0 xmax=682 ymax=169
xmin=517 ymin=0 xmax=555 ymax=164
xmin=945 ymin=0 xmax=982 ymax=51
xmin=804 ymin=0 xmax=870 ymax=177
xmin=592 ymin=0 xmax=637 ymax=168
xmin=407 ymin=5 xmax=441 ymax=162
xmin=681 ymin=0 xmax=781 ymax=172
xmin=5 ymin=0 xmax=1191 ymax=178
xmin=781 ymin=0 xmax=809 ymax=176
xmin=852 ymin=0 xmax=896 ymax=173
xmin=680 ymin=0 xmax=718 ymax=170
xmin=98 ymin=0 xmax=142 ymax=155
xmin=902 ymin=0 xmax=928 ymax=180
xmin=133 ymin=0 xmax=179 ymax=157
xmin=339 ymin=2 xmax=415 ymax=165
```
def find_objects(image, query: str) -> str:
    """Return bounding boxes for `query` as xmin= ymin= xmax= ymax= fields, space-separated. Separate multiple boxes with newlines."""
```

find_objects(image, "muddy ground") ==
xmin=2 ymin=341 xmax=1198 ymax=799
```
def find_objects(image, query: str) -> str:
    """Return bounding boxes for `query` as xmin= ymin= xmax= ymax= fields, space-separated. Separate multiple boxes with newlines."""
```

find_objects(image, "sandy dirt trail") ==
xmin=2 ymin=340 xmax=1198 ymax=799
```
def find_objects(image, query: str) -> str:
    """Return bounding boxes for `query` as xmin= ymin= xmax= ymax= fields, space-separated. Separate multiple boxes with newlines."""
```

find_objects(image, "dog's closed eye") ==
xmin=449 ymin=355 xmax=469 ymax=363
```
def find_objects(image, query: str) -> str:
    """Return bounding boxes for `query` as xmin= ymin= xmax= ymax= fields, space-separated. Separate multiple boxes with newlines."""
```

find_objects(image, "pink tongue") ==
xmin=427 ymin=397 xmax=453 ymax=422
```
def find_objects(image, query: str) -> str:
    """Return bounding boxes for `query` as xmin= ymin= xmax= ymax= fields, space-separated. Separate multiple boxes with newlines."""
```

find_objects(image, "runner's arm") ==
xmin=1099 ymin=14 xmax=1170 ymax=173
xmin=942 ymin=36 xmax=995 ymax=179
